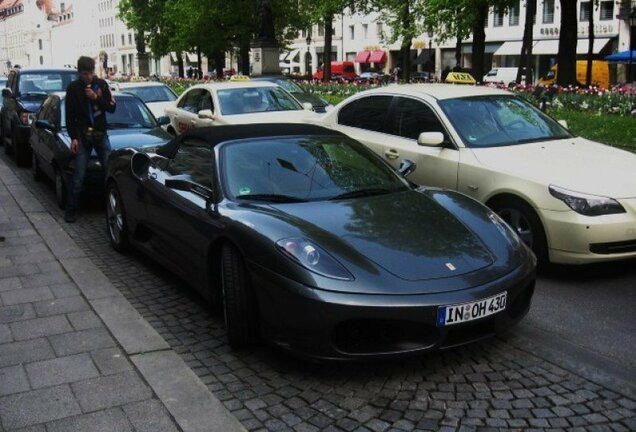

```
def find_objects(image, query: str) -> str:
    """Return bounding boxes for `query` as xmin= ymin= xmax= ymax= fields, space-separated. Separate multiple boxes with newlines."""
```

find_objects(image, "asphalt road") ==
xmin=525 ymin=260 xmax=636 ymax=372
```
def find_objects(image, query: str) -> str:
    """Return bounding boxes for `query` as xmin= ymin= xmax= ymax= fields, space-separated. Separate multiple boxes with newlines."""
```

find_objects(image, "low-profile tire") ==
xmin=490 ymin=197 xmax=548 ymax=265
xmin=54 ymin=167 xmax=67 ymax=209
xmin=221 ymin=244 xmax=259 ymax=348
xmin=105 ymin=182 xmax=130 ymax=252
xmin=13 ymin=129 xmax=30 ymax=167
xmin=32 ymin=151 xmax=44 ymax=181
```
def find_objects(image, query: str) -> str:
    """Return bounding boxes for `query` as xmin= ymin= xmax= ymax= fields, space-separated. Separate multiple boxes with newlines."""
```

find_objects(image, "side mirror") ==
xmin=557 ymin=120 xmax=568 ymax=129
xmin=302 ymin=102 xmax=313 ymax=111
xmin=398 ymin=159 xmax=416 ymax=177
xmin=417 ymin=132 xmax=444 ymax=147
xmin=156 ymin=115 xmax=170 ymax=126
xmin=197 ymin=109 xmax=214 ymax=120
xmin=131 ymin=151 xmax=153 ymax=181
xmin=2 ymin=88 xmax=12 ymax=98
xmin=34 ymin=119 xmax=56 ymax=132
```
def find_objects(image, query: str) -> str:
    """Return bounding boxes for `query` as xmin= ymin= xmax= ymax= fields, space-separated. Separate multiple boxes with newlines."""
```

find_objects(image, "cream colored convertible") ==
xmin=320 ymin=84 xmax=636 ymax=264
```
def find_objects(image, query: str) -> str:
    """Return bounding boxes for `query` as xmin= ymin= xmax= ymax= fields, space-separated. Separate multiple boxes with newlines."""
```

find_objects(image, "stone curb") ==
xmin=0 ymin=158 xmax=246 ymax=432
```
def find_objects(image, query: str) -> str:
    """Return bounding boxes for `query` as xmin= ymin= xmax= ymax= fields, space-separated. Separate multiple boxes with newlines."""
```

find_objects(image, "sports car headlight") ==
xmin=276 ymin=238 xmax=353 ymax=280
xmin=549 ymin=185 xmax=625 ymax=216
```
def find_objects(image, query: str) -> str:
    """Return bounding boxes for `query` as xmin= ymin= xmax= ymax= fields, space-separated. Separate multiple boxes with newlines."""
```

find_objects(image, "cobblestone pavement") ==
xmin=5 ymin=153 xmax=636 ymax=432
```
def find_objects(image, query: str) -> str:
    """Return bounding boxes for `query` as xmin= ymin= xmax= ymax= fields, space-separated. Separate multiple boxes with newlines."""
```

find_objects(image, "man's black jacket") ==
xmin=65 ymin=77 xmax=116 ymax=141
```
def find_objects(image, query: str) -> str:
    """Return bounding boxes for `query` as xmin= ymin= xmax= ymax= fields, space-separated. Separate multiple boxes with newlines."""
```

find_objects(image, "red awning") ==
xmin=369 ymin=50 xmax=387 ymax=64
xmin=354 ymin=51 xmax=371 ymax=63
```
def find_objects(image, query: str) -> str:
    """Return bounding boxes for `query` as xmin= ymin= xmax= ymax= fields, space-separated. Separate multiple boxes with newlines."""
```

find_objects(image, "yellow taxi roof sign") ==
xmin=230 ymin=75 xmax=251 ymax=81
xmin=445 ymin=72 xmax=476 ymax=84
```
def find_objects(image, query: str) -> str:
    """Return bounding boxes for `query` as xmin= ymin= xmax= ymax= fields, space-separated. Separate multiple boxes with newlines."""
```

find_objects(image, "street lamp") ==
xmin=305 ymin=28 xmax=311 ymax=76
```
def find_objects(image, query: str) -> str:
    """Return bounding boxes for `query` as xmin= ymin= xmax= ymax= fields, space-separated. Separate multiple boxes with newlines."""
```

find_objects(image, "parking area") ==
xmin=2 ymin=151 xmax=636 ymax=432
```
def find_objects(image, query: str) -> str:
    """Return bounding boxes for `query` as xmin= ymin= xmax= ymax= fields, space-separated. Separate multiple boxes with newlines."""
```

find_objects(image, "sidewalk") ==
xmin=0 ymin=157 xmax=245 ymax=431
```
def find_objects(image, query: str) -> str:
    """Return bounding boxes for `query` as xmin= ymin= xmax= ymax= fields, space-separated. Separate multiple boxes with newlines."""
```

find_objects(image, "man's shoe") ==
xmin=64 ymin=210 xmax=76 ymax=223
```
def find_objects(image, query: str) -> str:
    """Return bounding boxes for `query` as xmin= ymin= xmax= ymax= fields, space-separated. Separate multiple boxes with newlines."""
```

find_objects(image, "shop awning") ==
xmin=533 ymin=39 xmax=560 ymax=55
xmin=170 ymin=52 xmax=178 ymax=62
xmin=281 ymin=49 xmax=300 ymax=62
xmin=605 ymin=50 xmax=636 ymax=63
xmin=576 ymin=38 xmax=611 ymax=54
xmin=186 ymin=53 xmax=198 ymax=63
xmin=493 ymin=41 xmax=524 ymax=56
xmin=462 ymin=43 xmax=502 ymax=54
xmin=354 ymin=50 xmax=371 ymax=63
xmin=369 ymin=50 xmax=387 ymax=63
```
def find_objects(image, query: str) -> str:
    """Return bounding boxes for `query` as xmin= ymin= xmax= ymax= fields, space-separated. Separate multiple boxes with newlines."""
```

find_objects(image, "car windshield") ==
xmin=60 ymin=96 xmax=157 ymax=129
xmin=120 ymin=85 xmax=177 ymax=103
xmin=221 ymin=135 xmax=410 ymax=202
xmin=18 ymin=72 xmax=78 ymax=95
xmin=269 ymin=78 xmax=304 ymax=94
xmin=438 ymin=95 xmax=572 ymax=148
xmin=217 ymin=86 xmax=302 ymax=115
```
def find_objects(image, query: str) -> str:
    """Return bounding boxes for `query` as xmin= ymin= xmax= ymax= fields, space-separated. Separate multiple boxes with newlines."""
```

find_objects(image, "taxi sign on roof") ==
xmin=445 ymin=72 xmax=476 ymax=84
xmin=230 ymin=75 xmax=250 ymax=81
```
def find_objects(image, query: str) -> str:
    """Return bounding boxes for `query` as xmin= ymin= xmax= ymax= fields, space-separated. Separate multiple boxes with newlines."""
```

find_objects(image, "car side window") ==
xmin=392 ymin=97 xmax=451 ymax=143
xmin=178 ymin=89 xmax=203 ymax=113
xmin=167 ymin=138 xmax=214 ymax=188
xmin=198 ymin=90 xmax=214 ymax=113
xmin=337 ymin=96 xmax=393 ymax=134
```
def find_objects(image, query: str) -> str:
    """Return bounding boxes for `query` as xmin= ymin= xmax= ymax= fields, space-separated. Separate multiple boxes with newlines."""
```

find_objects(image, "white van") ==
xmin=483 ymin=67 xmax=526 ymax=85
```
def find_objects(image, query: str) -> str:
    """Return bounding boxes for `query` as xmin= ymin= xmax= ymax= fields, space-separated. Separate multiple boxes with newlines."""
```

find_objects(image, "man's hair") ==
xmin=77 ymin=56 xmax=95 ymax=73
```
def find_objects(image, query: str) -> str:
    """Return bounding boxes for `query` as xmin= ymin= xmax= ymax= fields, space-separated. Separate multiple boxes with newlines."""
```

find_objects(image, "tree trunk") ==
xmin=471 ymin=0 xmax=488 ymax=82
xmin=323 ymin=13 xmax=333 ymax=82
xmin=455 ymin=33 xmax=462 ymax=68
xmin=401 ymin=2 xmax=411 ymax=82
xmin=196 ymin=47 xmax=202 ymax=79
xmin=177 ymin=52 xmax=184 ymax=78
xmin=518 ymin=0 xmax=536 ymax=84
xmin=214 ymin=50 xmax=225 ymax=79
xmin=557 ymin=0 xmax=578 ymax=86
xmin=239 ymin=41 xmax=250 ymax=75
xmin=586 ymin=0 xmax=595 ymax=86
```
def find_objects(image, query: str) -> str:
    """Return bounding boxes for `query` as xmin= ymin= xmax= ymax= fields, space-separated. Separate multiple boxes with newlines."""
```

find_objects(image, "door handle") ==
xmin=384 ymin=149 xmax=400 ymax=160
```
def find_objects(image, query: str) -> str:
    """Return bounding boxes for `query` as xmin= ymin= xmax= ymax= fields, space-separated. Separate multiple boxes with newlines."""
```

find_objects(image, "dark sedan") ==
xmin=30 ymin=92 xmax=172 ymax=208
xmin=105 ymin=124 xmax=536 ymax=360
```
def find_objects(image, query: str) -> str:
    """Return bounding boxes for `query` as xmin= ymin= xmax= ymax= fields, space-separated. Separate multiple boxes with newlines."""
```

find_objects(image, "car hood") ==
xmin=269 ymin=190 xmax=495 ymax=283
xmin=105 ymin=127 xmax=173 ymax=150
xmin=224 ymin=110 xmax=318 ymax=124
xmin=20 ymin=96 xmax=48 ymax=112
xmin=145 ymin=101 xmax=174 ymax=119
xmin=472 ymin=137 xmax=636 ymax=198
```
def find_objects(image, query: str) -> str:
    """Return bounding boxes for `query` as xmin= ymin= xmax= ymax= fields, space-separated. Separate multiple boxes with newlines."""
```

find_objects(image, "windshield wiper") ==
xmin=515 ymin=136 xmax=569 ymax=144
xmin=329 ymin=188 xmax=394 ymax=200
xmin=107 ymin=122 xmax=133 ymax=129
xmin=22 ymin=91 xmax=48 ymax=96
xmin=236 ymin=194 xmax=307 ymax=203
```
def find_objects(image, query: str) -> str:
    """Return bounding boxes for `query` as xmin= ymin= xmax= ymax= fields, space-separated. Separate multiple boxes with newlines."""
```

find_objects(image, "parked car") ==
xmin=250 ymin=75 xmax=331 ymax=113
xmin=110 ymin=81 xmax=178 ymax=119
xmin=318 ymin=84 xmax=636 ymax=265
xmin=411 ymin=71 xmax=433 ymax=82
xmin=482 ymin=67 xmax=528 ymax=85
xmin=164 ymin=81 xmax=316 ymax=136
xmin=1 ymin=67 xmax=78 ymax=166
xmin=105 ymin=123 xmax=535 ymax=359
xmin=313 ymin=61 xmax=357 ymax=81
xmin=354 ymin=71 xmax=388 ymax=84
xmin=537 ymin=61 xmax=610 ymax=89
xmin=30 ymin=92 xmax=172 ymax=208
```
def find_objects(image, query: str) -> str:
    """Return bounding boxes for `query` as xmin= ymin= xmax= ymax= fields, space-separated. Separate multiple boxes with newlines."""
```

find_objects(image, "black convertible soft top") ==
xmin=157 ymin=123 xmax=346 ymax=157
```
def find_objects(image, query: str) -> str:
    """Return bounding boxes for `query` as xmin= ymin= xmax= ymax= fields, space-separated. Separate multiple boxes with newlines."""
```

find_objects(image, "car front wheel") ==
xmin=491 ymin=197 xmax=548 ymax=265
xmin=105 ymin=183 xmax=129 ymax=252
xmin=221 ymin=244 xmax=259 ymax=348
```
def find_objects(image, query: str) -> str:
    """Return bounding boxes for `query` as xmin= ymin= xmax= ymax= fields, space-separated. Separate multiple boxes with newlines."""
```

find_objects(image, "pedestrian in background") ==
xmin=64 ymin=56 xmax=116 ymax=223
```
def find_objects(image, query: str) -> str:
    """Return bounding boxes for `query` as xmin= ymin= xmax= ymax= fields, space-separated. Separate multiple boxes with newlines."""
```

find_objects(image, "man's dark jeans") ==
xmin=66 ymin=134 xmax=111 ymax=212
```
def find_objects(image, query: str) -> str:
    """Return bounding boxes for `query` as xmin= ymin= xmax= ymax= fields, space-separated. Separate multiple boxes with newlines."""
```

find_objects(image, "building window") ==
xmin=121 ymin=34 xmax=125 ymax=46
xmin=39 ymin=56 xmax=43 ymax=65
xmin=128 ymin=33 xmax=133 ymax=45
xmin=599 ymin=1 xmax=614 ymax=20
xmin=318 ymin=25 xmax=324 ymax=37
xmin=579 ymin=1 xmax=590 ymax=22
xmin=509 ymin=1 xmax=520 ymax=26
xmin=376 ymin=23 xmax=383 ymax=36
xmin=543 ymin=0 xmax=554 ymax=24
xmin=362 ymin=23 xmax=368 ymax=38
xmin=349 ymin=25 xmax=354 ymax=40
xmin=38 ymin=39 xmax=42 ymax=50
xmin=494 ymin=7 xmax=504 ymax=26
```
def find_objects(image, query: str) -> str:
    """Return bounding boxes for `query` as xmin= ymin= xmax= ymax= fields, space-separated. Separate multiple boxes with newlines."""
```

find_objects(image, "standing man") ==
xmin=64 ymin=56 xmax=116 ymax=223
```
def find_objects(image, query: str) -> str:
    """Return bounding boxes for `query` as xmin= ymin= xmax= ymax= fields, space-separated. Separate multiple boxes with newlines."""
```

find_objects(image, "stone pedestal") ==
xmin=137 ymin=53 xmax=150 ymax=77
xmin=250 ymin=44 xmax=280 ymax=76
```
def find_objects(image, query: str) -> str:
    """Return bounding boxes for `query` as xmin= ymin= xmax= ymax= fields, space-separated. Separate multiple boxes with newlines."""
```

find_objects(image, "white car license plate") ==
xmin=437 ymin=292 xmax=507 ymax=327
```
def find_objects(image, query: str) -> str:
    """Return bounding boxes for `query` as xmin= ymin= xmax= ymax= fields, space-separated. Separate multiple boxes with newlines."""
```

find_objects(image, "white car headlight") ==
xmin=549 ymin=185 xmax=625 ymax=216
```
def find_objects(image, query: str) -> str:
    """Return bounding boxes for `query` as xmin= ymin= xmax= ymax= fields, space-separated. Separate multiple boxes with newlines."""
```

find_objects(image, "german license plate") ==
xmin=437 ymin=292 xmax=507 ymax=327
